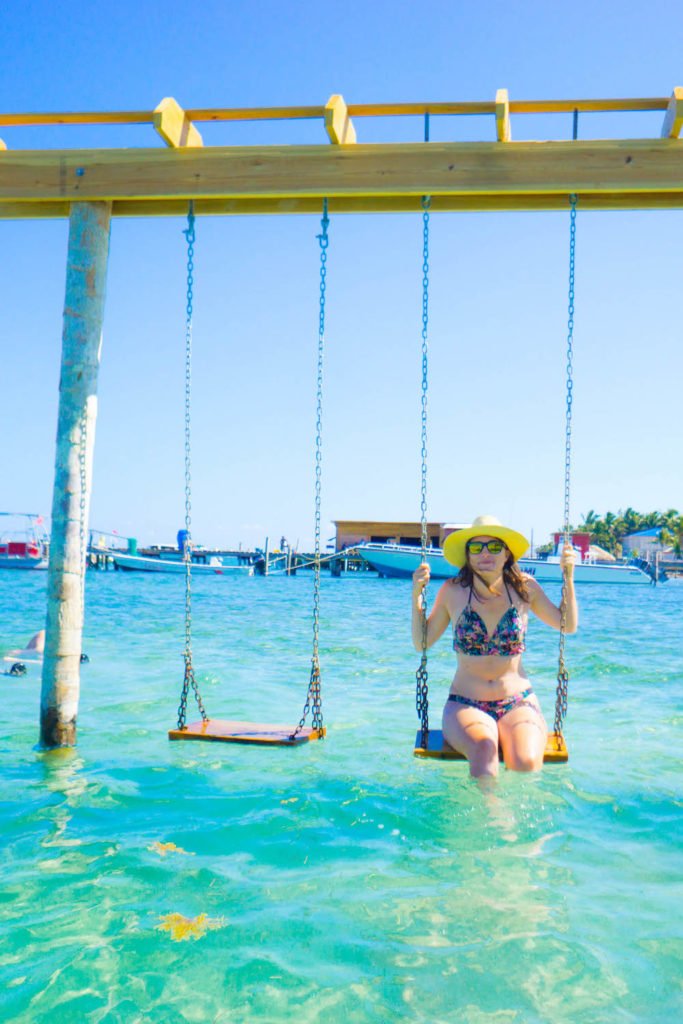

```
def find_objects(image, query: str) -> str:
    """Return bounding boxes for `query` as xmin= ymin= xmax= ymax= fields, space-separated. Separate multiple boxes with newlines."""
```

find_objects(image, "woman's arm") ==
xmin=412 ymin=565 xmax=452 ymax=651
xmin=527 ymin=545 xmax=578 ymax=633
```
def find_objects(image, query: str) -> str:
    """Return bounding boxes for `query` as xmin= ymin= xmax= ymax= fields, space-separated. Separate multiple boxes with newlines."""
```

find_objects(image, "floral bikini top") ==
xmin=453 ymin=583 xmax=526 ymax=657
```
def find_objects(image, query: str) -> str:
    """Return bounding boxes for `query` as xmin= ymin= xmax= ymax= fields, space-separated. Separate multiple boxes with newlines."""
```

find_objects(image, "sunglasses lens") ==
xmin=488 ymin=542 xmax=504 ymax=553
xmin=468 ymin=542 xmax=484 ymax=554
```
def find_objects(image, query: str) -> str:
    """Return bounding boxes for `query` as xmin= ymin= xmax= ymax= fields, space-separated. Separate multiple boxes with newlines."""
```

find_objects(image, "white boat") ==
xmin=112 ymin=552 xmax=254 ymax=576
xmin=354 ymin=543 xmax=654 ymax=585
xmin=0 ymin=513 xmax=49 ymax=569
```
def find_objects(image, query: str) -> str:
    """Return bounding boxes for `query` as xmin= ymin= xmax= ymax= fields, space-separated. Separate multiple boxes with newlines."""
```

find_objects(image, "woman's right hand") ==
xmin=412 ymin=562 xmax=430 ymax=595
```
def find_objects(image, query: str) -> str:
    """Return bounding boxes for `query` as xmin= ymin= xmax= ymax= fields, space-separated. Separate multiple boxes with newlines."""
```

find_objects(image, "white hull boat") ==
xmin=112 ymin=553 xmax=254 ymax=576
xmin=355 ymin=543 xmax=654 ymax=585
xmin=0 ymin=513 xmax=49 ymax=570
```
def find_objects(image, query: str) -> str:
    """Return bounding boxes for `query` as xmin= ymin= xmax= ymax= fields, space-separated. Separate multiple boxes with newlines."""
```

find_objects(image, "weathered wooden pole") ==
xmin=40 ymin=201 xmax=112 ymax=748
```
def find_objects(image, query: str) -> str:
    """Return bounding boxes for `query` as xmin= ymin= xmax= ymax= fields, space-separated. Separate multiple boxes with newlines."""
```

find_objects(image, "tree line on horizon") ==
xmin=538 ymin=508 xmax=683 ymax=557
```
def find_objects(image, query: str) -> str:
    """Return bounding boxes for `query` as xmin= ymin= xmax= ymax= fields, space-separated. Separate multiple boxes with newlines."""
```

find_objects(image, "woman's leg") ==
xmin=497 ymin=697 xmax=547 ymax=772
xmin=442 ymin=700 xmax=500 ymax=778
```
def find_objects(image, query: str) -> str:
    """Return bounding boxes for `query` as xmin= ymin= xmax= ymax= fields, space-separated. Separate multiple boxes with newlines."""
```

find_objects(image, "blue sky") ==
xmin=2 ymin=0 xmax=682 ymax=551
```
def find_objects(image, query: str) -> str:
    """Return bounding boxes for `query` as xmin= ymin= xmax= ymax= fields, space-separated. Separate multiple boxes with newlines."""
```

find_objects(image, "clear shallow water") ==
xmin=1 ymin=571 xmax=681 ymax=1024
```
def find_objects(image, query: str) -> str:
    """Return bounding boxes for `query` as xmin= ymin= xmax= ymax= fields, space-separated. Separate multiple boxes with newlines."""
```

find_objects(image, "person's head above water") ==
xmin=442 ymin=515 xmax=530 ymax=569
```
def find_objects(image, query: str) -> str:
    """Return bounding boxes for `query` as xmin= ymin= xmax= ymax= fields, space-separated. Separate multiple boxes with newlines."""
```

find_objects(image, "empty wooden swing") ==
xmin=168 ymin=202 xmax=330 ymax=747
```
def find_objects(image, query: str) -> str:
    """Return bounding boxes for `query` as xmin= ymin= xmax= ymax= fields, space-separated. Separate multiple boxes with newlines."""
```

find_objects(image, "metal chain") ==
xmin=415 ymin=193 xmax=431 ymax=750
xmin=177 ymin=202 xmax=208 ymax=730
xmin=290 ymin=199 xmax=329 ymax=741
xmin=78 ymin=409 xmax=88 ymax=615
xmin=554 ymin=193 xmax=578 ymax=739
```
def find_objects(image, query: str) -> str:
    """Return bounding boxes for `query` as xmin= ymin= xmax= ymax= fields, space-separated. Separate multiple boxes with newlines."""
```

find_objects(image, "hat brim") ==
xmin=442 ymin=525 xmax=530 ymax=568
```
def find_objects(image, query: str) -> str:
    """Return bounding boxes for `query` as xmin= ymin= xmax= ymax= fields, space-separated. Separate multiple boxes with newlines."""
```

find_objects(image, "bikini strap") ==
xmin=504 ymin=581 xmax=514 ymax=607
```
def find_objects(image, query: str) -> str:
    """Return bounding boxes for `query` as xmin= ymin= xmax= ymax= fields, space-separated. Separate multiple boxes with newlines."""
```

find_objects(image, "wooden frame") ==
xmin=15 ymin=89 xmax=676 ymax=745
xmin=1 ymin=91 xmax=682 ymax=219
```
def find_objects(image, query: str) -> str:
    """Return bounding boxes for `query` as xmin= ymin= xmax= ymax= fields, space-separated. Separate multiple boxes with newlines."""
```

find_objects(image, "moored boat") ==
xmin=354 ymin=542 xmax=654 ymax=585
xmin=0 ymin=513 xmax=49 ymax=570
xmin=111 ymin=552 xmax=254 ymax=575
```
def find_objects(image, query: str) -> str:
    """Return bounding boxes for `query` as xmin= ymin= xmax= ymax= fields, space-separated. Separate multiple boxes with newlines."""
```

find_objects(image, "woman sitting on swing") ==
xmin=412 ymin=515 xmax=578 ymax=778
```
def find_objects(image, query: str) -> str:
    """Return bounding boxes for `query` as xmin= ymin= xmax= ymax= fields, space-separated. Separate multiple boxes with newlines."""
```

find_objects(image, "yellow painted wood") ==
xmin=414 ymin=730 xmax=568 ymax=763
xmin=1 ymin=140 xmax=682 ymax=206
xmin=168 ymin=718 xmax=326 ymax=745
xmin=661 ymin=87 xmax=683 ymax=138
xmin=495 ymin=88 xmax=511 ymax=141
xmin=348 ymin=101 xmax=495 ymax=117
xmin=0 ymin=97 xmax=670 ymax=130
xmin=509 ymin=97 xmax=668 ymax=114
xmin=0 ymin=111 xmax=153 ymax=126
xmin=324 ymin=95 xmax=356 ymax=145
xmin=6 ymin=191 xmax=683 ymax=220
xmin=347 ymin=98 xmax=669 ymax=116
xmin=187 ymin=105 xmax=326 ymax=122
xmin=153 ymin=98 xmax=203 ymax=149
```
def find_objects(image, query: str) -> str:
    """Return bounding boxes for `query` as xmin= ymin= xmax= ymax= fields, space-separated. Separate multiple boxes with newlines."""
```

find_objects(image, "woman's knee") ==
xmin=468 ymin=735 xmax=500 ymax=777
xmin=505 ymin=748 xmax=544 ymax=772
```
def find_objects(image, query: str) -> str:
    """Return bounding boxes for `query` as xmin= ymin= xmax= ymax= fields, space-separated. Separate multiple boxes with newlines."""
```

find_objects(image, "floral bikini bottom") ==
xmin=447 ymin=686 xmax=542 ymax=722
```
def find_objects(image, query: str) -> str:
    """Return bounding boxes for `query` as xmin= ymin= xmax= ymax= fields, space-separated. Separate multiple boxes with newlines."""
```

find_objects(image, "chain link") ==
xmin=554 ymin=193 xmax=578 ymax=739
xmin=78 ymin=409 xmax=88 ymax=618
xmin=415 ymin=194 xmax=431 ymax=750
xmin=177 ymin=202 xmax=208 ymax=731
xmin=290 ymin=200 xmax=329 ymax=741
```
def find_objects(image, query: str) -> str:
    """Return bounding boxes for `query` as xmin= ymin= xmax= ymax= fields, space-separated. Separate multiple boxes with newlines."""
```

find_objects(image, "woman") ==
xmin=412 ymin=515 xmax=577 ymax=778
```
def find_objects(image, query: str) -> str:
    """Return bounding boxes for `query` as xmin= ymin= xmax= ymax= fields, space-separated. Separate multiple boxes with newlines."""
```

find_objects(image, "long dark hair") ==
xmin=452 ymin=548 xmax=530 ymax=603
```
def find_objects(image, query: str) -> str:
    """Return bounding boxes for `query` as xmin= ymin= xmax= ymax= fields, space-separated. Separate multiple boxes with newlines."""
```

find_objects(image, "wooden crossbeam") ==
xmin=153 ymin=98 xmax=203 ymax=148
xmin=5 ymin=191 xmax=683 ymax=219
xmin=0 ymin=110 xmax=153 ymax=126
xmin=495 ymin=88 xmax=511 ymax=141
xmin=345 ymin=98 xmax=671 ymax=116
xmin=1 ymin=140 xmax=682 ymax=212
xmin=661 ymin=87 xmax=683 ymax=138
xmin=0 ymin=96 xmax=675 ymax=131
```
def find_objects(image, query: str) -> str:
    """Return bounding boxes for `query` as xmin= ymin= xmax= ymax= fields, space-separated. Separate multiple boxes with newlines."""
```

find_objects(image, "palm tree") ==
xmin=660 ymin=514 xmax=683 ymax=558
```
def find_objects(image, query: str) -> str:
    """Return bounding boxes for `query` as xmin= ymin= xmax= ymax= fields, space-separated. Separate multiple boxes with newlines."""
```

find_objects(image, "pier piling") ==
xmin=40 ymin=201 xmax=111 ymax=748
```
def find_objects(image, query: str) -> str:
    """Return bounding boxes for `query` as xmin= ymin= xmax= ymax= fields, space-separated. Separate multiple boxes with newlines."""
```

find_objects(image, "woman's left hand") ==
xmin=560 ymin=544 xmax=577 ymax=579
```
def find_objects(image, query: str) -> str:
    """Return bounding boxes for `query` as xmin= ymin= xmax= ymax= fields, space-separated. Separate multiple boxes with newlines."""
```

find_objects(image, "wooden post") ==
xmin=40 ymin=201 xmax=111 ymax=748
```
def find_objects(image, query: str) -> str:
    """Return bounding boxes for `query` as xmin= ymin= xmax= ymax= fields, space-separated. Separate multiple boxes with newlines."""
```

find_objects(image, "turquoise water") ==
xmin=1 ymin=571 xmax=681 ymax=1023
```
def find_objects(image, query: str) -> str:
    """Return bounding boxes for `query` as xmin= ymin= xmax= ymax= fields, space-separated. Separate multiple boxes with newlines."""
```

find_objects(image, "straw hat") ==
xmin=442 ymin=515 xmax=530 ymax=568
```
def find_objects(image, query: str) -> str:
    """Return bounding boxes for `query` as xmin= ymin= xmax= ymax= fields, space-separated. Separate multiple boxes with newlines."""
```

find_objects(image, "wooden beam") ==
xmin=6 ymin=191 xmax=683 ymax=219
xmin=324 ymin=94 xmax=356 ymax=144
xmin=495 ymin=88 xmax=511 ymax=141
xmin=153 ymin=97 xmax=203 ymax=148
xmin=509 ymin=97 xmax=668 ymax=114
xmin=0 ymin=97 xmax=671 ymax=130
xmin=187 ymin=105 xmax=325 ymax=122
xmin=0 ymin=110 xmax=153 ymax=127
xmin=661 ymin=87 xmax=683 ymax=138
xmin=347 ymin=98 xmax=670 ymax=117
xmin=1 ymin=140 xmax=682 ymax=208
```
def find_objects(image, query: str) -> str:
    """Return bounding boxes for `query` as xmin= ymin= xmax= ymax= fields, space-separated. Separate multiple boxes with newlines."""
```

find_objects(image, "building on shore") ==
xmin=622 ymin=527 xmax=671 ymax=559
xmin=333 ymin=520 xmax=468 ymax=551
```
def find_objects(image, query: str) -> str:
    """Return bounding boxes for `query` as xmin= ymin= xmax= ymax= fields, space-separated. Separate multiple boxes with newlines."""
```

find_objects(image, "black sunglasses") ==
xmin=466 ymin=539 xmax=506 ymax=555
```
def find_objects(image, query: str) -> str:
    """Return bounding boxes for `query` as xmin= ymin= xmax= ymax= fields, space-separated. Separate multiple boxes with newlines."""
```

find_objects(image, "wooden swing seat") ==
xmin=168 ymin=718 xmax=326 ymax=746
xmin=414 ymin=729 xmax=568 ymax=763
